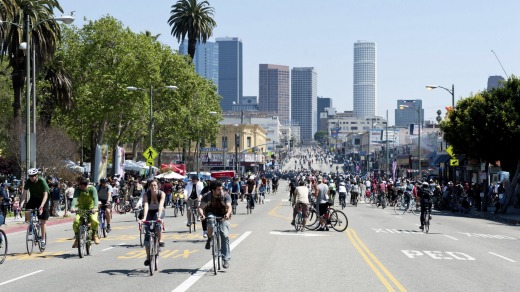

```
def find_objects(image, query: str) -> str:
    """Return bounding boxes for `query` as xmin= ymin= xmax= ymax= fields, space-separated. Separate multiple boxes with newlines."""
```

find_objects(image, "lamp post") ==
xmin=400 ymin=104 xmax=422 ymax=179
xmin=426 ymin=84 xmax=455 ymax=109
xmin=2 ymin=14 xmax=75 ymax=172
xmin=127 ymin=84 xmax=177 ymax=177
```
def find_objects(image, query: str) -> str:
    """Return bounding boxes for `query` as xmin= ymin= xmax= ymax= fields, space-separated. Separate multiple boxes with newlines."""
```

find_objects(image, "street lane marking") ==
xmin=444 ymin=235 xmax=458 ymax=241
xmin=489 ymin=252 xmax=516 ymax=262
xmin=0 ymin=270 xmax=44 ymax=286
xmin=347 ymin=229 xmax=406 ymax=291
xmin=102 ymin=242 xmax=126 ymax=251
xmin=172 ymin=231 xmax=252 ymax=292
xmin=268 ymin=205 xmax=292 ymax=220
xmin=459 ymin=233 xmax=517 ymax=240
xmin=269 ymin=231 xmax=328 ymax=237
xmin=402 ymin=250 xmax=475 ymax=260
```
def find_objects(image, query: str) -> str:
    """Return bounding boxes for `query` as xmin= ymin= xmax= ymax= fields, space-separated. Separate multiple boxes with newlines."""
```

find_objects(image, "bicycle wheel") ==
xmin=149 ymin=239 xmax=155 ymax=276
xmin=78 ymin=229 xmax=86 ymax=258
xmin=394 ymin=201 xmax=405 ymax=215
xmin=139 ymin=225 xmax=145 ymax=247
xmin=411 ymin=201 xmax=418 ymax=215
xmin=217 ymin=233 xmax=221 ymax=271
xmin=0 ymin=229 xmax=7 ymax=264
xmin=305 ymin=210 xmax=319 ymax=230
xmin=86 ymin=231 xmax=92 ymax=256
xmin=294 ymin=212 xmax=302 ymax=232
xmin=424 ymin=213 xmax=430 ymax=233
xmin=26 ymin=225 xmax=34 ymax=255
xmin=174 ymin=206 xmax=178 ymax=217
xmin=212 ymin=235 xmax=217 ymax=275
xmin=329 ymin=210 xmax=348 ymax=232
xmin=180 ymin=204 xmax=185 ymax=216
xmin=192 ymin=212 xmax=197 ymax=232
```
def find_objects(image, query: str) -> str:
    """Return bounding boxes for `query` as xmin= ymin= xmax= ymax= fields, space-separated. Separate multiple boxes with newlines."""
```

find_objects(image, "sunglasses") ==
xmin=29 ymin=175 xmax=36 ymax=178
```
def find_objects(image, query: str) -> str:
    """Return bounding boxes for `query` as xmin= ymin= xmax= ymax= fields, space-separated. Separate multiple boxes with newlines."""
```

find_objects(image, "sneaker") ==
xmin=93 ymin=235 xmax=100 ymax=244
xmin=72 ymin=239 xmax=78 ymax=248
xmin=186 ymin=223 xmax=190 ymax=227
xmin=144 ymin=259 xmax=150 ymax=266
xmin=40 ymin=241 xmax=46 ymax=249
xmin=429 ymin=215 xmax=432 ymax=220
xmin=419 ymin=225 xmax=424 ymax=230
xmin=159 ymin=241 xmax=165 ymax=247
xmin=203 ymin=231 xmax=208 ymax=238
xmin=324 ymin=226 xmax=329 ymax=231
xmin=205 ymin=238 xmax=211 ymax=250
xmin=317 ymin=226 xmax=324 ymax=231
xmin=290 ymin=220 xmax=295 ymax=226
xmin=223 ymin=260 xmax=229 ymax=269
xmin=107 ymin=225 xmax=111 ymax=233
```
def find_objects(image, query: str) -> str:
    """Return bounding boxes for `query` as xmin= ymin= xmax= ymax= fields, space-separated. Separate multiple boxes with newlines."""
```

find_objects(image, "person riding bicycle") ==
xmin=71 ymin=177 xmax=100 ymax=248
xmin=419 ymin=182 xmax=433 ymax=230
xmin=96 ymin=178 xmax=113 ymax=232
xmin=230 ymin=177 xmax=240 ymax=208
xmin=198 ymin=180 xmax=232 ymax=269
xmin=338 ymin=181 xmax=347 ymax=205
xmin=184 ymin=175 xmax=204 ymax=233
xmin=291 ymin=180 xmax=309 ymax=228
xmin=328 ymin=180 xmax=337 ymax=203
xmin=351 ymin=182 xmax=360 ymax=205
xmin=245 ymin=176 xmax=256 ymax=209
xmin=272 ymin=176 xmax=279 ymax=193
xmin=141 ymin=179 xmax=165 ymax=266
xmin=20 ymin=168 xmax=50 ymax=248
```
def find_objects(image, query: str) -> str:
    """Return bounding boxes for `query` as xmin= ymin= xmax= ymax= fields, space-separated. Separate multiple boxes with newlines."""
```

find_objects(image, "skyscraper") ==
xmin=259 ymin=64 xmax=290 ymax=125
xmin=353 ymin=41 xmax=377 ymax=118
xmin=179 ymin=40 xmax=219 ymax=88
xmin=395 ymin=100 xmax=423 ymax=128
xmin=317 ymin=97 xmax=332 ymax=130
xmin=487 ymin=75 xmax=505 ymax=90
xmin=216 ymin=37 xmax=243 ymax=111
xmin=291 ymin=67 xmax=317 ymax=141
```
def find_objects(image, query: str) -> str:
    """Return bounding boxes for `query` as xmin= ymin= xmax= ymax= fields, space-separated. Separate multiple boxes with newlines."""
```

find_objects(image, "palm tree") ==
xmin=168 ymin=0 xmax=216 ymax=60
xmin=0 ymin=0 xmax=64 ymax=123
xmin=40 ymin=53 xmax=73 ymax=127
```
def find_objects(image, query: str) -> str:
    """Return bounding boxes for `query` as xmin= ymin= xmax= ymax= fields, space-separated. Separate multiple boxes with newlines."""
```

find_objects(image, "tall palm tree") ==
xmin=40 ymin=53 xmax=73 ymax=127
xmin=0 ymin=0 xmax=64 ymax=123
xmin=168 ymin=0 xmax=216 ymax=60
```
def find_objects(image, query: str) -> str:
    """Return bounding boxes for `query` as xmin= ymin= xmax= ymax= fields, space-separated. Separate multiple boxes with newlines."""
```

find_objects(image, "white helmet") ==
xmin=28 ymin=168 xmax=39 ymax=176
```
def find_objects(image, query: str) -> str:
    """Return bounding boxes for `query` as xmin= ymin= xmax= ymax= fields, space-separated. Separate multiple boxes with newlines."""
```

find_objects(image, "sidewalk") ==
xmin=435 ymin=205 xmax=520 ymax=226
xmin=1 ymin=209 xmax=74 ymax=234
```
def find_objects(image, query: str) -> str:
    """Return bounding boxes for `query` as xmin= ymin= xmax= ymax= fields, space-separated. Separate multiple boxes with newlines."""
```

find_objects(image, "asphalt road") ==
xmin=1 ymin=151 xmax=519 ymax=292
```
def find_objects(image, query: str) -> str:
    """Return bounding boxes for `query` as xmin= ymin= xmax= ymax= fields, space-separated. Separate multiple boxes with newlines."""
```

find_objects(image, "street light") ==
xmin=127 ymin=84 xmax=177 ymax=177
xmin=426 ymin=84 xmax=455 ymax=109
xmin=400 ymin=104 xmax=422 ymax=179
xmin=1 ymin=14 xmax=75 ymax=172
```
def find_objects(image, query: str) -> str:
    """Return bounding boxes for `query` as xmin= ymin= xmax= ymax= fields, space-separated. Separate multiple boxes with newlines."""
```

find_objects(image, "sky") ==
xmin=61 ymin=0 xmax=520 ymax=124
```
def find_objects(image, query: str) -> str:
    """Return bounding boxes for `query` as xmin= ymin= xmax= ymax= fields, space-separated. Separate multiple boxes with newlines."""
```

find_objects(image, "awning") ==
xmin=433 ymin=154 xmax=451 ymax=165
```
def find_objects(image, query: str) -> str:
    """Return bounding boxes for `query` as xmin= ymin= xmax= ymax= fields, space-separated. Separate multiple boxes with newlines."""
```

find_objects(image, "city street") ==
xmin=1 ymin=156 xmax=519 ymax=292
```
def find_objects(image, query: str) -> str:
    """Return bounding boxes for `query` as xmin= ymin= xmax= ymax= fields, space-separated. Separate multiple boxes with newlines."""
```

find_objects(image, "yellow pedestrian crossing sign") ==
xmin=450 ymin=159 xmax=459 ymax=166
xmin=446 ymin=145 xmax=456 ymax=158
xmin=146 ymin=159 xmax=154 ymax=166
xmin=144 ymin=146 xmax=158 ymax=160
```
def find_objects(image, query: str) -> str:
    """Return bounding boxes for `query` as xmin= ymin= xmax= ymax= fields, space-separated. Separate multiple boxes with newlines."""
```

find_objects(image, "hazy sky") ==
xmin=61 ymin=0 xmax=520 ymax=124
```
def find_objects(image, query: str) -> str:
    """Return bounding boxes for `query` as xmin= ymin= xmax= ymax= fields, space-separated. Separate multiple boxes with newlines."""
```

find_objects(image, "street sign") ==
xmin=450 ymin=159 xmax=459 ymax=166
xmin=446 ymin=145 xmax=455 ymax=158
xmin=146 ymin=159 xmax=154 ymax=166
xmin=144 ymin=146 xmax=158 ymax=160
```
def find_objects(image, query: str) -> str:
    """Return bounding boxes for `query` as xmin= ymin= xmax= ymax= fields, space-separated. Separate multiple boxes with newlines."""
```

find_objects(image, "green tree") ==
xmin=314 ymin=130 xmax=328 ymax=142
xmin=0 ymin=0 xmax=64 ymax=124
xmin=168 ymin=0 xmax=216 ymax=60
xmin=440 ymin=76 xmax=520 ymax=213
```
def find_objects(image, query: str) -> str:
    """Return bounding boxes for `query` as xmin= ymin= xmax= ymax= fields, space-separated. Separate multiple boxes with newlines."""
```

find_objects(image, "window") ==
xmin=247 ymin=137 xmax=251 ymax=148
xmin=222 ymin=136 xmax=228 ymax=149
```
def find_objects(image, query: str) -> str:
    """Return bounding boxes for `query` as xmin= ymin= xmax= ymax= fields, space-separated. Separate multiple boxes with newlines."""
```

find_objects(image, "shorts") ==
xmin=26 ymin=199 xmax=50 ymax=221
xmin=318 ymin=203 xmax=328 ymax=217
xmin=99 ymin=200 xmax=111 ymax=210
xmin=293 ymin=202 xmax=309 ymax=218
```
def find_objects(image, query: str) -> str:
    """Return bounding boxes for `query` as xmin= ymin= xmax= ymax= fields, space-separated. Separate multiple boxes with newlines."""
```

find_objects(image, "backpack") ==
xmin=421 ymin=188 xmax=433 ymax=200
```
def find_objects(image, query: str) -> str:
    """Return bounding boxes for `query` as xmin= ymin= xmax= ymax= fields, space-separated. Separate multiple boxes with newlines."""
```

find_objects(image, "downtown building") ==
xmin=216 ymin=37 xmax=243 ymax=111
xmin=179 ymin=40 xmax=219 ymax=88
xmin=291 ymin=67 xmax=317 ymax=142
xmin=259 ymin=64 xmax=291 ymax=126
xmin=353 ymin=41 xmax=377 ymax=118
xmin=395 ymin=100 xmax=424 ymax=128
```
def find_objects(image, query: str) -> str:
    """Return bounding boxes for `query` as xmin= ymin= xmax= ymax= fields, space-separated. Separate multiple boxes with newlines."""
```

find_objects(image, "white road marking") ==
xmin=281 ymin=199 xmax=288 ymax=202
xmin=172 ymin=231 xmax=252 ymax=292
xmin=102 ymin=242 xmax=126 ymax=251
xmin=264 ymin=199 xmax=271 ymax=202
xmin=269 ymin=231 xmax=328 ymax=237
xmin=0 ymin=270 xmax=44 ymax=286
xmin=444 ymin=235 xmax=459 ymax=241
xmin=489 ymin=252 xmax=516 ymax=262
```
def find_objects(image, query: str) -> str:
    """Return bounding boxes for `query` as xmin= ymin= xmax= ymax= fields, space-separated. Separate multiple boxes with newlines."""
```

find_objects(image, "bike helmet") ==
xmin=100 ymin=177 xmax=107 ymax=183
xmin=422 ymin=182 xmax=429 ymax=188
xmin=27 ymin=168 xmax=39 ymax=176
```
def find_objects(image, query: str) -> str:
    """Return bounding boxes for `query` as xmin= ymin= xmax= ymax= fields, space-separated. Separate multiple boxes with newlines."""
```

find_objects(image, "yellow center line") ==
xmin=346 ymin=230 xmax=394 ymax=291
xmin=268 ymin=204 xmax=292 ymax=220
xmin=346 ymin=229 xmax=407 ymax=292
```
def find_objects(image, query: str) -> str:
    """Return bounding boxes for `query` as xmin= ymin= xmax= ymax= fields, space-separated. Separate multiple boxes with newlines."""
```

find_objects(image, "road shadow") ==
xmin=160 ymin=268 xmax=202 ymax=275
xmin=98 ymin=269 xmax=151 ymax=277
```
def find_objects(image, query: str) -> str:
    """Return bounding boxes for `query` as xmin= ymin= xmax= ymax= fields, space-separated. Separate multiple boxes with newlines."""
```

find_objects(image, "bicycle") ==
xmin=245 ymin=193 xmax=254 ymax=214
xmin=25 ymin=209 xmax=46 ymax=255
xmin=339 ymin=193 xmax=347 ymax=209
xmin=394 ymin=194 xmax=419 ymax=215
xmin=364 ymin=190 xmax=372 ymax=204
xmin=231 ymin=192 xmax=239 ymax=215
xmin=294 ymin=203 xmax=305 ymax=232
xmin=0 ymin=227 xmax=7 ymax=264
xmin=350 ymin=192 xmax=359 ymax=207
xmin=98 ymin=204 xmax=109 ymax=238
xmin=422 ymin=207 xmax=431 ymax=233
xmin=172 ymin=192 xmax=185 ymax=217
xmin=188 ymin=201 xmax=197 ymax=233
xmin=137 ymin=215 xmax=146 ymax=247
xmin=76 ymin=210 xmax=95 ymax=258
xmin=258 ymin=188 xmax=265 ymax=204
xmin=207 ymin=216 xmax=223 ymax=275
xmin=143 ymin=219 xmax=162 ymax=276
xmin=306 ymin=205 xmax=348 ymax=232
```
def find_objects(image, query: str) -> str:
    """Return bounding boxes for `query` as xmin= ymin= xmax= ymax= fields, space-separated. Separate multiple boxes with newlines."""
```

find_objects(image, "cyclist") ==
xmin=328 ymin=180 xmax=337 ymax=203
xmin=230 ymin=177 xmax=240 ymax=210
xmin=272 ymin=176 xmax=279 ymax=193
xmin=184 ymin=175 xmax=203 ymax=230
xmin=20 ymin=168 xmax=50 ymax=248
xmin=70 ymin=178 xmax=100 ymax=248
xmin=338 ymin=181 xmax=347 ymax=206
xmin=198 ymin=181 xmax=232 ymax=269
xmin=291 ymin=180 xmax=309 ymax=228
xmin=141 ymin=179 xmax=166 ymax=266
xmin=419 ymin=182 xmax=433 ymax=230
xmin=96 ymin=178 xmax=113 ymax=232
xmin=245 ymin=176 xmax=256 ymax=209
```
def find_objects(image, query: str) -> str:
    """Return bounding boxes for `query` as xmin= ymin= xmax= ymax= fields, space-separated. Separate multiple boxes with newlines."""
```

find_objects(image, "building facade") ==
xmin=259 ymin=64 xmax=291 ymax=126
xmin=395 ymin=100 xmax=424 ymax=128
xmin=353 ymin=41 xmax=377 ymax=118
xmin=487 ymin=75 xmax=505 ymax=90
xmin=216 ymin=37 xmax=243 ymax=111
xmin=291 ymin=67 xmax=317 ymax=141
xmin=317 ymin=97 xmax=332 ymax=130
xmin=179 ymin=40 xmax=219 ymax=88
